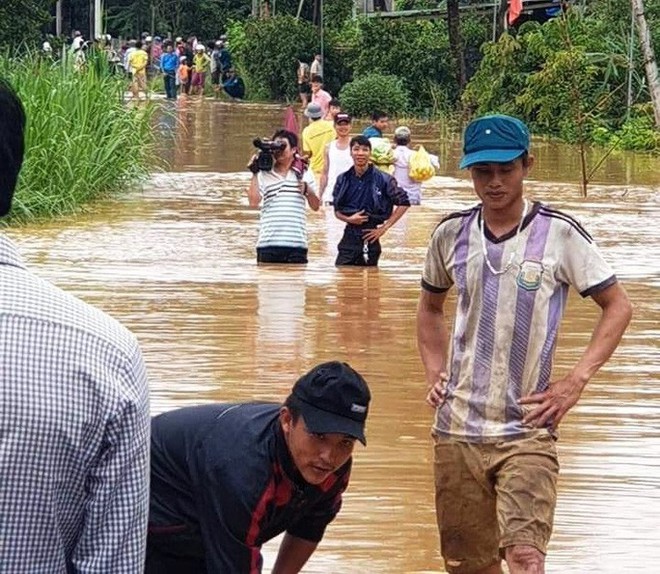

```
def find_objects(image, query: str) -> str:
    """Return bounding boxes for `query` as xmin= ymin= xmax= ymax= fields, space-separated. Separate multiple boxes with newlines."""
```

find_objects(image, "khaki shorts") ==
xmin=433 ymin=433 xmax=559 ymax=574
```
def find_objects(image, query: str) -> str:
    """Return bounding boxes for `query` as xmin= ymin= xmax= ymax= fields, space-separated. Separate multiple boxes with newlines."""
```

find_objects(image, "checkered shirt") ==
xmin=0 ymin=235 xmax=150 ymax=572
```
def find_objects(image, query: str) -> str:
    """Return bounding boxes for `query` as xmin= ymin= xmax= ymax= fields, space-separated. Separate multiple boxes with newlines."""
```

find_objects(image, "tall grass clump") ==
xmin=0 ymin=51 xmax=156 ymax=223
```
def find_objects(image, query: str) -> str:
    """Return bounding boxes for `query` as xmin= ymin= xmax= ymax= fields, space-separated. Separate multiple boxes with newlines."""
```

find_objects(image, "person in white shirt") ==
xmin=310 ymin=54 xmax=323 ymax=78
xmin=71 ymin=30 xmax=84 ymax=51
xmin=392 ymin=126 xmax=439 ymax=205
xmin=320 ymin=113 xmax=354 ymax=205
xmin=247 ymin=129 xmax=320 ymax=264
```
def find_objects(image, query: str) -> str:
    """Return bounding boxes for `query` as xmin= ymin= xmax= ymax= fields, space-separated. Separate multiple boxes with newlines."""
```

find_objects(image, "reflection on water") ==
xmin=6 ymin=100 xmax=659 ymax=573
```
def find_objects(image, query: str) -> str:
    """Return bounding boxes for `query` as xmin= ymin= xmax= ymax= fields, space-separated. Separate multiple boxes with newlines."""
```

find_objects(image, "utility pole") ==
xmin=56 ymin=0 xmax=62 ymax=36
xmin=96 ymin=0 xmax=104 ymax=38
xmin=447 ymin=0 xmax=466 ymax=90
xmin=632 ymin=0 xmax=660 ymax=128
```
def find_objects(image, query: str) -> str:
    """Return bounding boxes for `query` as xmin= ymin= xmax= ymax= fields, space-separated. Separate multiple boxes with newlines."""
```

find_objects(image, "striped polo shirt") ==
xmin=421 ymin=201 xmax=616 ymax=441
xmin=256 ymin=168 xmax=316 ymax=250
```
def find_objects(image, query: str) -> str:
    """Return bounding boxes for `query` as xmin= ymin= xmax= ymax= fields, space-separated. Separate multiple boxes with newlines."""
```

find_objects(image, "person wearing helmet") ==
xmin=191 ymin=44 xmax=210 ymax=96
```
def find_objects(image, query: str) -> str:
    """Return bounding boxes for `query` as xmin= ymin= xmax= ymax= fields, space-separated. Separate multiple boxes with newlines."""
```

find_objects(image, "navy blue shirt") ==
xmin=333 ymin=165 xmax=410 ymax=228
xmin=148 ymin=403 xmax=351 ymax=573
xmin=218 ymin=48 xmax=232 ymax=71
xmin=223 ymin=75 xmax=245 ymax=99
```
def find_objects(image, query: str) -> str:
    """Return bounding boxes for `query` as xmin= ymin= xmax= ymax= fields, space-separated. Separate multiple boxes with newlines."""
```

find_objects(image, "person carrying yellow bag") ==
xmin=393 ymin=126 xmax=439 ymax=205
xmin=409 ymin=145 xmax=436 ymax=182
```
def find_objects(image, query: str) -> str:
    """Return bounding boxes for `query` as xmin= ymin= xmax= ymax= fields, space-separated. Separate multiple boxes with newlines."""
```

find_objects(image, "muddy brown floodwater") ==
xmin=7 ymin=99 xmax=659 ymax=573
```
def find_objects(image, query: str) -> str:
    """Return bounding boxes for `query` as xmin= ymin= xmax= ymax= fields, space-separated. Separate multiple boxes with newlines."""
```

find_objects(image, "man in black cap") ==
xmin=146 ymin=361 xmax=371 ymax=573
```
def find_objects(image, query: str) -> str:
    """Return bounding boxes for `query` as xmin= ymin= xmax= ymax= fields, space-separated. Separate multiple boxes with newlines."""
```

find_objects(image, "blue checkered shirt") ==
xmin=0 ymin=235 xmax=150 ymax=572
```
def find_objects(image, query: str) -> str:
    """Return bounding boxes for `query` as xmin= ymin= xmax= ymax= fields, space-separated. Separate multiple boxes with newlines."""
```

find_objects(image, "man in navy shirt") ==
xmin=146 ymin=361 xmax=371 ymax=573
xmin=333 ymin=135 xmax=410 ymax=266
xmin=222 ymin=67 xmax=245 ymax=100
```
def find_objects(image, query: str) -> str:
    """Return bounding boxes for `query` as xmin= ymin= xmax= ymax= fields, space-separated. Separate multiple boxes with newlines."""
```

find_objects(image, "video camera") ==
xmin=251 ymin=138 xmax=286 ymax=172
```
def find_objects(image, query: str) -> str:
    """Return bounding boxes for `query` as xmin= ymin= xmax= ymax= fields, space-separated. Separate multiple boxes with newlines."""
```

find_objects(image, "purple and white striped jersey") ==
xmin=421 ymin=201 xmax=616 ymax=441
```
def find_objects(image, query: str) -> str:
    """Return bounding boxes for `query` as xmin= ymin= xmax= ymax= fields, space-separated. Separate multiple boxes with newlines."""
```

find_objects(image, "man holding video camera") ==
xmin=247 ymin=129 xmax=320 ymax=264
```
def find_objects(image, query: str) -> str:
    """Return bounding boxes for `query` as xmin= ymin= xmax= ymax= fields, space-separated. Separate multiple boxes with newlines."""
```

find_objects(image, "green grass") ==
xmin=0 ymin=51 xmax=157 ymax=224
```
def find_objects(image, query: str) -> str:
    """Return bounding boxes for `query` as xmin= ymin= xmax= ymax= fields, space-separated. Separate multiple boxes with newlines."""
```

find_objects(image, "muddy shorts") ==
xmin=433 ymin=433 xmax=559 ymax=574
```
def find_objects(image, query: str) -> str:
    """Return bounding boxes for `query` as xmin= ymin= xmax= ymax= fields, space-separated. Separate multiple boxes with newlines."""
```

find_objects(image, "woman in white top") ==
xmin=392 ymin=125 xmax=439 ymax=205
xmin=319 ymin=113 xmax=354 ymax=205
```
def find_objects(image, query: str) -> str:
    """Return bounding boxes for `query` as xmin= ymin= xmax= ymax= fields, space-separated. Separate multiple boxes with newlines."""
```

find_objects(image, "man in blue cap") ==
xmin=417 ymin=114 xmax=632 ymax=573
xmin=146 ymin=361 xmax=370 ymax=573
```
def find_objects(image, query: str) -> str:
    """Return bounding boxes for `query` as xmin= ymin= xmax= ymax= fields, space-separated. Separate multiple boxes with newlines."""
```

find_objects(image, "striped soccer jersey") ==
xmin=256 ymin=168 xmax=316 ymax=250
xmin=421 ymin=201 xmax=616 ymax=441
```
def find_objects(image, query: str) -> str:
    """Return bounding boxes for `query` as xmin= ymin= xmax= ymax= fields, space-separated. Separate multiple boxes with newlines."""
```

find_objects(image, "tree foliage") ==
xmin=463 ymin=6 xmax=660 ymax=149
xmin=0 ymin=0 xmax=52 ymax=48
xmin=229 ymin=15 xmax=319 ymax=101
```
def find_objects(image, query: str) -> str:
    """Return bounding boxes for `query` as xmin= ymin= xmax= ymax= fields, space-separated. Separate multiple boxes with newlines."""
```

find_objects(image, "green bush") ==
xmin=0 ymin=52 xmax=156 ymax=223
xmin=338 ymin=73 xmax=409 ymax=118
xmin=592 ymin=110 xmax=660 ymax=151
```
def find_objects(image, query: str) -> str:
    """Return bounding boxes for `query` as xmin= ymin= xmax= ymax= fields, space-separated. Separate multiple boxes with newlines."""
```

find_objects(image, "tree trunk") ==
xmin=632 ymin=0 xmax=660 ymax=128
xmin=311 ymin=0 xmax=321 ymax=26
xmin=447 ymin=0 xmax=466 ymax=90
xmin=496 ymin=0 xmax=507 ymax=39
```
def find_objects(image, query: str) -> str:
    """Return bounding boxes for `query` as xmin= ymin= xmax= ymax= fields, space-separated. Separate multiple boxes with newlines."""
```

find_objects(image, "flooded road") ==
xmin=7 ymin=99 xmax=660 ymax=573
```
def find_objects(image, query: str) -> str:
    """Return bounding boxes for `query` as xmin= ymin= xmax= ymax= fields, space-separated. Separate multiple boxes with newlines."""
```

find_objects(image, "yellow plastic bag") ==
xmin=409 ymin=145 xmax=435 ymax=182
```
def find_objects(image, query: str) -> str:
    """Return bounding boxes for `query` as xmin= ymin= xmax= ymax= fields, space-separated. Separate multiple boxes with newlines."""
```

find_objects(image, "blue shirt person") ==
xmin=160 ymin=41 xmax=179 ymax=99
xmin=333 ymin=135 xmax=410 ymax=266
xmin=222 ymin=68 xmax=245 ymax=100
xmin=361 ymin=110 xmax=389 ymax=139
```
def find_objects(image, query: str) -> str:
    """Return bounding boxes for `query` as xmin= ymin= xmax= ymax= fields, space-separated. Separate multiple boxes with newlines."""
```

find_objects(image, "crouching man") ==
xmin=146 ymin=361 xmax=371 ymax=573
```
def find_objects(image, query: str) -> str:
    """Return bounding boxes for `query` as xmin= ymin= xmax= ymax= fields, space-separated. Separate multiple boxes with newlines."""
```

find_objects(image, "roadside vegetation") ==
xmin=1 ymin=0 xmax=658 ymax=176
xmin=223 ymin=1 xmax=660 ymax=151
xmin=0 ymin=53 xmax=156 ymax=224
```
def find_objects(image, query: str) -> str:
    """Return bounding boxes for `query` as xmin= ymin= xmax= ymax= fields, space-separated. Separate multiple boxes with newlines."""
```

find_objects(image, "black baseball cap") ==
xmin=334 ymin=113 xmax=352 ymax=125
xmin=289 ymin=362 xmax=371 ymax=445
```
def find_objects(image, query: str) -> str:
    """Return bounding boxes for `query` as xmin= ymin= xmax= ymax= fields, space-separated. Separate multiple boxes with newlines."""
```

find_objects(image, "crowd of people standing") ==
xmin=122 ymin=33 xmax=243 ymax=101
xmin=51 ymin=30 xmax=244 ymax=102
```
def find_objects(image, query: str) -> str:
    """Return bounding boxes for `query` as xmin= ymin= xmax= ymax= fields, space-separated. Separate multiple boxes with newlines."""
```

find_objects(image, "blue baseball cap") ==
xmin=459 ymin=114 xmax=530 ymax=169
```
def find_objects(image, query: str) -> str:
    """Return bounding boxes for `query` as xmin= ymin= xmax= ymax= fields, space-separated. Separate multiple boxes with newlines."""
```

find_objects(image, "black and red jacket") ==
xmin=148 ymin=403 xmax=351 ymax=572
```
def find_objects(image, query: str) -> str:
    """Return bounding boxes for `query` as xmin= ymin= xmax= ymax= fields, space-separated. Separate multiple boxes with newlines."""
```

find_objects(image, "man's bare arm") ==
xmin=417 ymin=289 xmax=451 ymax=408
xmin=271 ymin=533 xmax=318 ymax=574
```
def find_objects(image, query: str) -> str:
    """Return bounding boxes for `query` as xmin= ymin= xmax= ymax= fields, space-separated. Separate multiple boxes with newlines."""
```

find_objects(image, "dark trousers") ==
xmin=145 ymin=529 xmax=207 ymax=574
xmin=163 ymin=73 xmax=177 ymax=99
xmin=335 ymin=227 xmax=381 ymax=266
xmin=257 ymin=246 xmax=308 ymax=264
xmin=145 ymin=550 xmax=206 ymax=574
